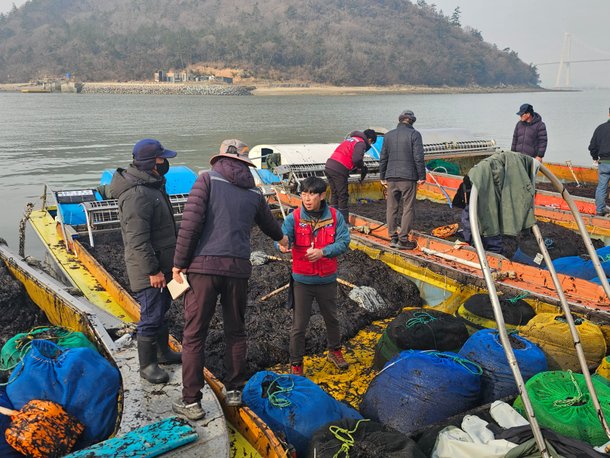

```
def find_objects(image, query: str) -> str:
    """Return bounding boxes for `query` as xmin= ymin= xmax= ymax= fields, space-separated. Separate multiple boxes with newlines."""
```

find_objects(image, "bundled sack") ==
xmin=308 ymin=418 xmax=425 ymax=458
xmin=0 ymin=387 xmax=22 ymax=458
xmin=595 ymin=355 xmax=610 ymax=382
xmin=360 ymin=350 xmax=482 ymax=435
xmin=519 ymin=313 xmax=606 ymax=371
xmin=7 ymin=339 xmax=120 ymax=448
xmin=458 ymin=329 xmax=547 ymax=404
xmin=2 ymin=399 xmax=84 ymax=458
xmin=513 ymin=370 xmax=610 ymax=446
xmin=550 ymin=245 xmax=610 ymax=281
xmin=1 ymin=326 xmax=97 ymax=370
xmin=373 ymin=309 xmax=469 ymax=370
xmin=457 ymin=293 xmax=536 ymax=333
xmin=243 ymin=371 xmax=362 ymax=457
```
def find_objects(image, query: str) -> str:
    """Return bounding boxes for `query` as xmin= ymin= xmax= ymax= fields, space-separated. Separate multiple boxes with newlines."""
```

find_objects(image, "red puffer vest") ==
xmin=329 ymin=136 xmax=365 ymax=170
xmin=292 ymin=207 xmax=338 ymax=276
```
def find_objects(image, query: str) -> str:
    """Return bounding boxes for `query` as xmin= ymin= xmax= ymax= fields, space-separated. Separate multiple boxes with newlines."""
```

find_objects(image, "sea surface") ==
xmin=1 ymin=89 xmax=609 ymax=255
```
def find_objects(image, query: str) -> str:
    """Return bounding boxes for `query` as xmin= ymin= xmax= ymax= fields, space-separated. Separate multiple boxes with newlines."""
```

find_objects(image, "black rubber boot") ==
xmin=156 ymin=324 xmax=182 ymax=364
xmin=138 ymin=335 xmax=169 ymax=384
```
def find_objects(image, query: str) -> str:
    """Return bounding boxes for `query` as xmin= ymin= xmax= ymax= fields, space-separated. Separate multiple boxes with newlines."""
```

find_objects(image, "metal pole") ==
xmin=469 ymin=186 xmax=550 ymax=458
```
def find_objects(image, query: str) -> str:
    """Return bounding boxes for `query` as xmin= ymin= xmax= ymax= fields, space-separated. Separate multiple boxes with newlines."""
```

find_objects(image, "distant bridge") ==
xmin=534 ymin=33 xmax=610 ymax=89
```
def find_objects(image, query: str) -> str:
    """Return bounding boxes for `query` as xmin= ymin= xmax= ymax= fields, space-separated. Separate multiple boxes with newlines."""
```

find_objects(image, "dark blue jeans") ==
xmin=135 ymin=287 xmax=171 ymax=337
xmin=461 ymin=205 xmax=503 ymax=254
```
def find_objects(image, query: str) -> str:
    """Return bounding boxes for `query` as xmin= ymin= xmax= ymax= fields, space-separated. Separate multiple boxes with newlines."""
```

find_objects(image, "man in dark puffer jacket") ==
xmin=110 ymin=138 xmax=182 ymax=385
xmin=512 ymin=103 xmax=548 ymax=161
xmin=171 ymin=139 xmax=288 ymax=420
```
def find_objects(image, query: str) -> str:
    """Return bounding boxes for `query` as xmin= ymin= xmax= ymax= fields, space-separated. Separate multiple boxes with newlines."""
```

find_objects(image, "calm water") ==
xmin=1 ymin=89 xmax=609 ymax=253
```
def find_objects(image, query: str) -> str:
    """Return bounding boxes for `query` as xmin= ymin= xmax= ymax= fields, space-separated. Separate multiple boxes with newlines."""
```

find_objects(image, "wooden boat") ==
xmin=0 ymin=241 xmax=230 ymax=456
xmin=26 ymin=170 xmax=290 ymax=457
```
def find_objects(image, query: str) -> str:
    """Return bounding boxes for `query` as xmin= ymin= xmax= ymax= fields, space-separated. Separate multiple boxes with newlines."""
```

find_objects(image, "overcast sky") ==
xmin=2 ymin=0 xmax=609 ymax=88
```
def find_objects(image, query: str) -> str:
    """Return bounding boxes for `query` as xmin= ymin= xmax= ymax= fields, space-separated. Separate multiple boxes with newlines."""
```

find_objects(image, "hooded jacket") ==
xmin=511 ymin=112 xmax=548 ymax=158
xmin=173 ymin=157 xmax=283 ymax=278
xmin=109 ymin=164 xmax=177 ymax=292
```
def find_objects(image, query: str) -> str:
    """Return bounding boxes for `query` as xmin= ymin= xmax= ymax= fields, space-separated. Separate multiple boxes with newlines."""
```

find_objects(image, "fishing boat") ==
xmin=0 ymin=241 xmax=230 ymax=456
xmin=22 ymin=130 xmax=610 ymax=455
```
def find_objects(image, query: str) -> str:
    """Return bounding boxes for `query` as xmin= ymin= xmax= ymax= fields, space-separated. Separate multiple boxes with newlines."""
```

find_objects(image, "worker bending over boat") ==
xmin=380 ymin=110 xmax=425 ymax=250
xmin=172 ymin=139 xmax=288 ymax=420
xmin=589 ymin=107 xmax=610 ymax=217
xmin=110 ymin=138 xmax=182 ymax=385
xmin=279 ymin=176 xmax=351 ymax=376
xmin=325 ymin=129 xmax=377 ymax=222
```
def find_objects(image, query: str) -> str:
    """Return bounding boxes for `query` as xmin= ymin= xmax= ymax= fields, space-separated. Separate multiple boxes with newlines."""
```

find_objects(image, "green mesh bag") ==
xmin=425 ymin=159 xmax=461 ymax=176
xmin=1 ymin=327 xmax=97 ymax=372
xmin=513 ymin=370 xmax=610 ymax=446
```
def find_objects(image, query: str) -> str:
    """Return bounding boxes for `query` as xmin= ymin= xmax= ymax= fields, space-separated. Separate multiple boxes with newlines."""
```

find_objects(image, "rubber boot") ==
xmin=156 ymin=324 xmax=182 ymax=364
xmin=138 ymin=335 xmax=169 ymax=384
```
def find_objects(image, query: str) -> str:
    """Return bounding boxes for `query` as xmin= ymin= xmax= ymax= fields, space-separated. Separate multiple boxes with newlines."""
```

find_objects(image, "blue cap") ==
xmin=132 ymin=139 xmax=177 ymax=161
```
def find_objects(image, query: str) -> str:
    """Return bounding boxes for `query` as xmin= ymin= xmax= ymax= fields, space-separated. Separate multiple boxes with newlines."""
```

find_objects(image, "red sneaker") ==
xmin=291 ymin=364 xmax=303 ymax=376
xmin=328 ymin=349 xmax=349 ymax=370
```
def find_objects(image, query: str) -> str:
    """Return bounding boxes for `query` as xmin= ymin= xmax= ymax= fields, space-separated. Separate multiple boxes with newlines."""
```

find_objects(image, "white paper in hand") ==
xmin=167 ymin=272 xmax=190 ymax=300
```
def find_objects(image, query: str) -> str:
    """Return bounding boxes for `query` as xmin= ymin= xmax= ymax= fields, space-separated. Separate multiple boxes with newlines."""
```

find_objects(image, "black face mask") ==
xmin=155 ymin=159 xmax=170 ymax=176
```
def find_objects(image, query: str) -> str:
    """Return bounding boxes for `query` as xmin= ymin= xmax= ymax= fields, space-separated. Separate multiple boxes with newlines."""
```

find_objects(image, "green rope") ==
xmin=429 ymin=351 xmax=483 ymax=375
xmin=507 ymin=293 xmax=529 ymax=303
xmin=329 ymin=418 xmax=370 ymax=458
xmin=405 ymin=312 xmax=437 ymax=328
xmin=555 ymin=315 xmax=583 ymax=325
xmin=266 ymin=375 xmax=295 ymax=408
xmin=553 ymin=370 xmax=586 ymax=408
xmin=0 ymin=326 xmax=74 ymax=372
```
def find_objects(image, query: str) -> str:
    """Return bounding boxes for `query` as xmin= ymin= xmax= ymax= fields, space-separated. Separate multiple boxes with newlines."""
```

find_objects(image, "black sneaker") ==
xmin=395 ymin=240 xmax=417 ymax=250
xmin=172 ymin=400 xmax=205 ymax=421
xmin=389 ymin=234 xmax=399 ymax=248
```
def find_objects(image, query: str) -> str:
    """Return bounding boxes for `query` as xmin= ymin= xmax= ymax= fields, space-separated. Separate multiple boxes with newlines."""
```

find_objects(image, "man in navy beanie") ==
xmin=110 ymin=138 xmax=181 ymax=384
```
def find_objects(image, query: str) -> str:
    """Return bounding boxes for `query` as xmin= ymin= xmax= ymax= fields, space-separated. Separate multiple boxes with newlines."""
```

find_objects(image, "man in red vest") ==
xmin=325 ymin=129 xmax=377 ymax=222
xmin=279 ymin=176 xmax=351 ymax=376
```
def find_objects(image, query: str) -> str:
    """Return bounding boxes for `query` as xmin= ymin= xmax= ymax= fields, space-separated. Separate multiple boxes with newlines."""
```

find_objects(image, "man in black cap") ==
xmin=589 ymin=107 xmax=610 ymax=216
xmin=171 ymin=139 xmax=288 ymax=420
xmin=379 ymin=110 xmax=425 ymax=250
xmin=512 ymin=103 xmax=548 ymax=161
xmin=109 ymin=138 xmax=182 ymax=384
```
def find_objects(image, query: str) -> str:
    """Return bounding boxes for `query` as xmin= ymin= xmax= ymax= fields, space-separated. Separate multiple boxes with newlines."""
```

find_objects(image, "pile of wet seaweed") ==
xmin=86 ymin=229 xmax=422 ymax=381
xmin=0 ymin=262 xmax=50 ymax=381
xmin=353 ymin=199 xmax=604 ymax=258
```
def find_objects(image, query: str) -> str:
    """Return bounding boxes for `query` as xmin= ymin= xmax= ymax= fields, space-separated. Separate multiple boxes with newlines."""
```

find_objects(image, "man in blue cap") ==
xmin=110 ymin=138 xmax=182 ymax=384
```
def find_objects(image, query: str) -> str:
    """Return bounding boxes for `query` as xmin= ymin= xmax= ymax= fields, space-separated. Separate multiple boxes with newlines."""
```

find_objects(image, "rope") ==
xmin=0 ymin=327 xmax=74 ymax=373
xmin=18 ymin=202 xmax=34 ymax=258
xmin=329 ymin=418 xmax=370 ymax=458
xmin=555 ymin=315 xmax=584 ymax=325
xmin=507 ymin=293 xmax=530 ymax=303
xmin=266 ymin=374 xmax=295 ymax=408
xmin=553 ymin=370 xmax=586 ymax=408
xmin=429 ymin=351 xmax=483 ymax=375
xmin=405 ymin=312 xmax=437 ymax=328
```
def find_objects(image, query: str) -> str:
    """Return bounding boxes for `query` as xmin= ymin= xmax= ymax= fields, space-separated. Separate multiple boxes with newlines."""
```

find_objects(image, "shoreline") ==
xmin=0 ymin=81 xmax=554 ymax=96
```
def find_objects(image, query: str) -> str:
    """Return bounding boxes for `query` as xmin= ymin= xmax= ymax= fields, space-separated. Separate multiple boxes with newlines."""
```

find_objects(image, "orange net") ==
xmin=431 ymin=223 xmax=459 ymax=239
xmin=4 ymin=399 xmax=84 ymax=458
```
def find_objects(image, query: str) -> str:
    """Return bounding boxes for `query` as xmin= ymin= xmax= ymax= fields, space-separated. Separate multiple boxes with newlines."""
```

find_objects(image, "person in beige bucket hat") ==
xmin=210 ymin=139 xmax=254 ymax=166
xmin=172 ymin=138 xmax=288 ymax=419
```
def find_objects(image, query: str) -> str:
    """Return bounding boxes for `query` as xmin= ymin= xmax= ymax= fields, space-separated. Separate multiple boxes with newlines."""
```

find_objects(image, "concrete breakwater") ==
xmin=80 ymin=82 xmax=253 ymax=96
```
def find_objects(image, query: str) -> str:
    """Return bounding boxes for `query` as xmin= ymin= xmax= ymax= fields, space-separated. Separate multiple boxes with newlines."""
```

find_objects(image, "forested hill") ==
xmin=0 ymin=0 xmax=539 ymax=86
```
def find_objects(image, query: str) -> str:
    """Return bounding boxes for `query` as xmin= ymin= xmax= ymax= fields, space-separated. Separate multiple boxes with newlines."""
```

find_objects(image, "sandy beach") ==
xmin=0 ymin=81 xmax=548 ymax=95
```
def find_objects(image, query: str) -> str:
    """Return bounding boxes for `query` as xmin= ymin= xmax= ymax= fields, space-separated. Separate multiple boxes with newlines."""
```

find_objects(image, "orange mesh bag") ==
xmin=431 ymin=223 xmax=459 ymax=239
xmin=1 ymin=400 xmax=84 ymax=458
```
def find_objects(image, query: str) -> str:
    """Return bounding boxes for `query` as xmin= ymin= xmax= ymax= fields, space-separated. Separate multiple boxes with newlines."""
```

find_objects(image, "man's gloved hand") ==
xmin=359 ymin=164 xmax=368 ymax=183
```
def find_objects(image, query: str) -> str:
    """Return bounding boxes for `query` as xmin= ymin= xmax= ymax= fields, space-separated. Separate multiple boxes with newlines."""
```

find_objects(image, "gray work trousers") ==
xmin=386 ymin=180 xmax=417 ymax=243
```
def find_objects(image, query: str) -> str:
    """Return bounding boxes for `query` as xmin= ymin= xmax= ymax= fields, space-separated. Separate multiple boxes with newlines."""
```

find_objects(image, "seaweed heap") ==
xmin=86 ymin=227 xmax=422 ymax=381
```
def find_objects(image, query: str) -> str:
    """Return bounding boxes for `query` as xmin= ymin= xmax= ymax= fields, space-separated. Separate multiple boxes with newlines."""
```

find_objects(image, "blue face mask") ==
xmin=155 ymin=159 xmax=170 ymax=176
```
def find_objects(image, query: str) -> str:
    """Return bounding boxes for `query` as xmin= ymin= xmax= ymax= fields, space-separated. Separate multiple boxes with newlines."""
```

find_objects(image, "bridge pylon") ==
xmin=554 ymin=32 xmax=572 ymax=89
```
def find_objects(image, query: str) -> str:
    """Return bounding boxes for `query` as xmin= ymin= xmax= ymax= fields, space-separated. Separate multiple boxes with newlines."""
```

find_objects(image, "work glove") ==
xmin=359 ymin=164 xmax=368 ymax=183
